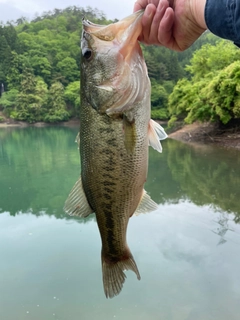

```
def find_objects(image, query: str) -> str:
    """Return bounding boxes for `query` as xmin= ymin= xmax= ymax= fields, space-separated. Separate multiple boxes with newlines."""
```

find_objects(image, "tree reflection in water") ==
xmin=0 ymin=127 xmax=240 ymax=229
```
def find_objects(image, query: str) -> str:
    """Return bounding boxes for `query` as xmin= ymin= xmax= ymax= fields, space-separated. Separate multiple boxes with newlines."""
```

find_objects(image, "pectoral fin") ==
xmin=64 ymin=177 xmax=93 ymax=217
xmin=123 ymin=113 xmax=136 ymax=154
xmin=148 ymin=119 xmax=168 ymax=153
xmin=134 ymin=189 xmax=158 ymax=216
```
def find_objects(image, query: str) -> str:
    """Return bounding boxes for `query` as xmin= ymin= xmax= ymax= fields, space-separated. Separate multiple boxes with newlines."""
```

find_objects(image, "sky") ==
xmin=0 ymin=0 xmax=136 ymax=23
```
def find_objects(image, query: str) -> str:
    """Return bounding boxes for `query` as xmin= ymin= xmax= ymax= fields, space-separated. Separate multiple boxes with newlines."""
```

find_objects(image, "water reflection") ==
xmin=0 ymin=127 xmax=240 ymax=224
xmin=212 ymin=210 xmax=234 ymax=245
xmin=1 ymin=127 xmax=240 ymax=320
xmin=148 ymin=139 xmax=240 ymax=222
xmin=0 ymin=127 xmax=79 ymax=218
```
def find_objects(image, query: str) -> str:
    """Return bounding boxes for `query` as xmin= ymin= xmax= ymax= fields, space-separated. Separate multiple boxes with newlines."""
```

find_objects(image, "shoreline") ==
xmin=0 ymin=119 xmax=80 ymax=128
xmin=168 ymin=122 xmax=240 ymax=150
xmin=1 ymin=119 xmax=240 ymax=150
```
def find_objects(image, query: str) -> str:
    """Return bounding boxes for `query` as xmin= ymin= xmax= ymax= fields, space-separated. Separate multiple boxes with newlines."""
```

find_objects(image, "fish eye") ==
xmin=83 ymin=48 xmax=92 ymax=61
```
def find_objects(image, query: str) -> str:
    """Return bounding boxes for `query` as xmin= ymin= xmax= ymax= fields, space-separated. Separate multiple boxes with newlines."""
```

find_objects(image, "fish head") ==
xmin=81 ymin=10 xmax=149 ymax=114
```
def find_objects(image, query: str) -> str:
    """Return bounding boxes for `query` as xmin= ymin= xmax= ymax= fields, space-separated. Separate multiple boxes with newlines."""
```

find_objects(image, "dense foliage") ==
xmin=0 ymin=6 xmax=238 ymax=125
xmin=0 ymin=7 xmax=98 ymax=122
xmin=168 ymin=40 xmax=240 ymax=126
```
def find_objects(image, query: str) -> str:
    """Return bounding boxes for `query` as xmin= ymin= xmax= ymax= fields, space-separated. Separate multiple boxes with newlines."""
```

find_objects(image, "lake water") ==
xmin=0 ymin=126 xmax=240 ymax=320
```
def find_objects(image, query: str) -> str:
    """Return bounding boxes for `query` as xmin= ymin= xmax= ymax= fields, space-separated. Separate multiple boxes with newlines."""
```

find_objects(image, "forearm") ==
xmin=204 ymin=0 xmax=240 ymax=45
xmin=191 ymin=0 xmax=207 ymax=29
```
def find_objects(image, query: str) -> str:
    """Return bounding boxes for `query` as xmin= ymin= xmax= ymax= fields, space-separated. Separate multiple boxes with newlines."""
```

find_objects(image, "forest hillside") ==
xmin=0 ymin=6 xmax=239 ymax=129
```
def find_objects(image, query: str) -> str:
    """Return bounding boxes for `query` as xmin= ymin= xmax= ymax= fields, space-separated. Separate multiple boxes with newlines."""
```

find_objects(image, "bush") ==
xmin=151 ymin=108 xmax=168 ymax=120
xmin=167 ymin=116 xmax=178 ymax=128
xmin=44 ymin=110 xmax=70 ymax=123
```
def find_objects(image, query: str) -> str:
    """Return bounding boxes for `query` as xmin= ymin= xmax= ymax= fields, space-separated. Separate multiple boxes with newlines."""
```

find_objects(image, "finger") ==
xmin=134 ymin=2 xmax=144 ymax=12
xmin=158 ymin=8 xmax=178 ymax=50
xmin=133 ymin=0 xmax=160 ymax=12
xmin=149 ymin=0 xmax=169 ymax=44
xmin=133 ymin=0 xmax=149 ymax=12
xmin=149 ymin=0 xmax=161 ymax=7
xmin=141 ymin=4 xmax=157 ymax=43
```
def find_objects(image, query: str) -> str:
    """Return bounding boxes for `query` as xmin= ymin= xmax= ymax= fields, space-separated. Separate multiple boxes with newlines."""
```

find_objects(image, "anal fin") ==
xmin=64 ymin=177 xmax=93 ymax=217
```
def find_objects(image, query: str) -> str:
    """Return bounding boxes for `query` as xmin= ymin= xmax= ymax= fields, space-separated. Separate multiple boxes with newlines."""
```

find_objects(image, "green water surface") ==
xmin=0 ymin=126 xmax=240 ymax=320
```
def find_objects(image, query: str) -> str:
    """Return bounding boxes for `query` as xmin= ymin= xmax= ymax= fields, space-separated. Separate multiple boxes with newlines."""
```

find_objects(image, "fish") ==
xmin=64 ymin=10 xmax=167 ymax=298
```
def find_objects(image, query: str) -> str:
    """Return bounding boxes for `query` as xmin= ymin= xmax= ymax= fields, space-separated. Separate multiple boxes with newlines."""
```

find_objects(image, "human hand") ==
xmin=133 ymin=0 xmax=207 ymax=51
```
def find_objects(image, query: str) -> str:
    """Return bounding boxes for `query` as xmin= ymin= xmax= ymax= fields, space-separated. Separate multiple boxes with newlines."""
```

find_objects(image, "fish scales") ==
xmin=80 ymin=97 xmax=149 ymax=256
xmin=64 ymin=10 xmax=168 ymax=298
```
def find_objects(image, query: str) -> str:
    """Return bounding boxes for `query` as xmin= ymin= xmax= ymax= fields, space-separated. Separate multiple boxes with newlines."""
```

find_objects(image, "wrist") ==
xmin=191 ymin=0 xmax=207 ymax=29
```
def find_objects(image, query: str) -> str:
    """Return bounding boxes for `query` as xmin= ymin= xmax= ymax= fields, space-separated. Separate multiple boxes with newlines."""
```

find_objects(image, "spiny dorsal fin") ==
xmin=64 ymin=177 xmax=93 ymax=217
xmin=148 ymin=119 xmax=168 ymax=153
xmin=134 ymin=189 xmax=158 ymax=216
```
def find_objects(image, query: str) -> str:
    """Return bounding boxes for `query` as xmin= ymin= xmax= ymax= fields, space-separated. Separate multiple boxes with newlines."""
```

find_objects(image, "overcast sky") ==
xmin=0 ymin=0 xmax=137 ymax=23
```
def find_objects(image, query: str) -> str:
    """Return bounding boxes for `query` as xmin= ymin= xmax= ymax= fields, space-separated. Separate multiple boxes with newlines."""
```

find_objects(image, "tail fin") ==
xmin=102 ymin=250 xmax=141 ymax=298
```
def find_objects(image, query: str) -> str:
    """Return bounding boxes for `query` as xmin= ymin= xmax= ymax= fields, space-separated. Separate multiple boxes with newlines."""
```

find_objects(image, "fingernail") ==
xmin=164 ymin=7 xmax=170 ymax=19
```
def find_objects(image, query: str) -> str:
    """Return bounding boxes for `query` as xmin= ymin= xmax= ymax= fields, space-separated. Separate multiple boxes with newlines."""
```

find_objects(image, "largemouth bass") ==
xmin=64 ymin=10 xmax=167 ymax=298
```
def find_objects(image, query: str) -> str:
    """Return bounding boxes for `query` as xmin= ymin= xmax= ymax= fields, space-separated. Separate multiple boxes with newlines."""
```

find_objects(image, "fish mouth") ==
xmin=83 ymin=10 xmax=143 ymax=34
xmin=82 ymin=10 xmax=144 ymax=60
xmin=82 ymin=18 xmax=106 ymax=33
xmin=117 ymin=10 xmax=144 ymax=61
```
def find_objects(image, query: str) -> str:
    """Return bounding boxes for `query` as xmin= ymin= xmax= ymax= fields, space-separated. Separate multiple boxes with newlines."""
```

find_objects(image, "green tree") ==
xmin=0 ymin=35 xmax=12 ymax=84
xmin=30 ymin=56 xmax=52 ymax=84
xmin=45 ymin=82 xmax=69 ymax=122
xmin=64 ymin=81 xmax=80 ymax=116
xmin=186 ymin=40 xmax=240 ymax=81
xmin=168 ymin=40 xmax=240 ymax=126
xmin=187 ymin=61 xmax=240 ymax=124
xmin=2 ymin=24 xmax=20 ymax=52
xmin=0 ymin=89 xmax=18 ymax=116
xmin=5 ymin=51 xmax=23 ymax=90
xmin=56 ymin=57 xmax=79 ymax=84
xmin=12 ymin=69 xmax=48 ymax=122
xmin=168 ymin=78 xmax=210 ymax=125
xmin=150 ymin=81 xmax=169 ymax=119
